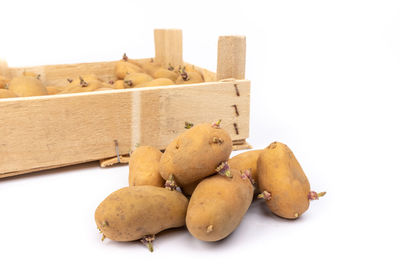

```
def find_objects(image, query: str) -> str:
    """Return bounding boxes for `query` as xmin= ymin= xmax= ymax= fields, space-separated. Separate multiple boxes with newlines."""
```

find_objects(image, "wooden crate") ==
xmin=0 ymin=29 xmax=250 ymax=179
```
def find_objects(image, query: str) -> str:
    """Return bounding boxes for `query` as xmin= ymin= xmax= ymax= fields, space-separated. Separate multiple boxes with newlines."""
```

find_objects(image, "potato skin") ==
xmin=8 ymin=76 xmax=47 ymax=97
xmin=0 ymin=89 xmax=18 ymax=98
xmin=159 ymin=123 xmax=232 ymax=186
xmin=152 ymin=68 xmax=178 ymax=81
xmin=0 ymin=75 xmax=8 ymax=88
xmin=175 ymin=71 xmax=203 ymax=84
xmin=257 ymin=142 xmax=310 ymax=219
xmin=134 ymin=78 xmax=174 ymax=88
xmin=186 ymin=169 xmax=253 ymax=241
xmin=124 ymin=73 xmax=153 ymax=88
xmin=95 ymin=186 xmax=188 ymax=241
xmin=228 ymin=150 xmax=262 ymax=189
xmin=181 ymin=178 xmax=203 ymax=196
xmin=129 ymin=146 xmax=164 ymax=187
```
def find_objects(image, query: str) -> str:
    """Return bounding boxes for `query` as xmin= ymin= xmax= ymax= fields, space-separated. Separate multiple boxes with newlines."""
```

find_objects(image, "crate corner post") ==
xmin=217 ymin=35 xmax=246 ymax=80
xmin=154 ymin=29 xmax=183 ymax=69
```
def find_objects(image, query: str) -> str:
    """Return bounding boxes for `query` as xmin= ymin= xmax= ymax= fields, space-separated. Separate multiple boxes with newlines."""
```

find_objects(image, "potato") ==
xmin=228 ymin=150 xmax=262 ymax=190
xmin=152 ymin=68 xmax=178 ymax=81
xmin=124 ymin=73 xmax=153 ymax=88
xmin=181 ymin=179 xmax=203 ymax=196
xmin=112 ymin=80 xmax=125 ymax=89
xmin=159 ymin=122 xmax=232 ymax=186
xmin=135 ymin=78 xmax=174 ymax=88
xmin=95 ymin=186 xmax=188 ymax=250
xmin=8 ymin=76 xmax=47 ymax=97
xmin=115 ymin=61 xmax=142 ymax=80
xmin=0 ymin=75 xmax=8 ymax=88
xmin=46 ymin=86 xmax=63 ymax=95
xmin=186 ymin=169 xmax=254 ymax=241
xmin=0 ymin=89 xmax=18 ymax=98
xmin=22 ymin=71 xmax=39 ymax=78
xmin=63 ymin=76 xmax=103 ymax=93
xmin=257 ymin=142 xmax=325 ymax=219
xmin=141 ymin=62 xmax=162 ymax=76
xmin=129 ymin=146 xmax=164 ymax=187
xmin=176 ymin=70 xmax=203 ymax=84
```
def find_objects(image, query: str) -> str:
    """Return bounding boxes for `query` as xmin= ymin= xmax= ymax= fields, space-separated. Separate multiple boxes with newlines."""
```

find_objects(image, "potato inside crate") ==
xmin=0 ymin=29 xmax=250 ymax=179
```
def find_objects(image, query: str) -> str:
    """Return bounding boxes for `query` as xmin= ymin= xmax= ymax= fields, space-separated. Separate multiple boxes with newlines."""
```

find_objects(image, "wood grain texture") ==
xmin=0 ymin=80 xmax=250 ymax=178
xmin=154 ymin=29 xmax=183 ymax=69
xmin=217 ymin=36 xmax=246 ymax=80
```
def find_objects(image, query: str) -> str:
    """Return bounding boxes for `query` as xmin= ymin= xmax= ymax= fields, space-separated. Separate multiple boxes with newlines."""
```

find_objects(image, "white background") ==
xmin=1 ymin=0 xmax=399 ymax=266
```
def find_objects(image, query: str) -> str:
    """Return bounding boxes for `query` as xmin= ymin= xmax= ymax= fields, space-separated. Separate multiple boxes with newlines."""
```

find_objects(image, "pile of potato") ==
xmin=0 ymin=54 xmax=205 ymax=98
xmin=95 ymin=121 xmax=325 ymax=252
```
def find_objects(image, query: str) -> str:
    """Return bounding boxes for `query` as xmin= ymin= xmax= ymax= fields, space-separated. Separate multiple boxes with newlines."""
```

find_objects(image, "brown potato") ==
xmin=22 ymin=71 xmax=39 ymax=78
xmin=181 ymin=179 xmax=203 ymax=196
xmin=134 ymin=78 xmax=174 ymax=88
xmin=46 ymin=86 xmax=63 ymax=95
xmin=141 ymin=62 xmax=162 ymax=76
xmin=95 ymin=186 xmax=188 ymax=244
xmin=0 ymin=89 xmax=18 ymax=98
xmin=152 ymin=68 xmax=178 ymax=81
xmin=0 ymin=75 xmax=8 ymax=88
xmin=8 ymin=76 xmax=47 ymax=97
xmin=124 ymin=73 xmax=153 ymax=88
xmin=175 ymin=71 xmax=203 ymax=84
xmin=159 ymin=122 xmax=232 ymax=186
xmin=257 ymin=142 xmax=324 ymax=219
xmin=186 ymin=169 xmax=254 ymax=241
xmin=115 ymin=61 xmax=142 ymax=80
xmin=129 ymin=146 xmax=164 ymax=187
xmin=112 ymin=80 xmax=125 ymax=89
xmin=228 ymin=150 xmax=262 ymax=191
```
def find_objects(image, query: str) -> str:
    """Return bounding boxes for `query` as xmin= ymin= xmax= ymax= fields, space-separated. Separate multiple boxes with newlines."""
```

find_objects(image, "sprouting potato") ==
xmin=124 ymin=73 xmax=153 ymax=88
xmin=8 ymin=76 xmax=47 ymax=97
xmin=129 ymin=146 xmax=164 ymax=187
xmin=186 ymin=168 xmax=254 ymax=241
xmin=95 ymin=186 xmax=188 ymax=251
xmin=257 ymin=142 xmax=325 ymax=219
xmin=228 ymin=150 xmax=262 ymax=192
xmin=159 ymin=121 xmax=232 ymax=186
xmin=152 ymin=68 xmax=178 ymax=81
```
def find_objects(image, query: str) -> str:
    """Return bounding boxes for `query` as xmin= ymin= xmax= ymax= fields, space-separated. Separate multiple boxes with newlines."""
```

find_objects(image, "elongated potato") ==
xmin=0 ymin=89 xmax=18 ymax=98
xmin=129 ymin=146 xmax=164 ymax=187
xmin=159 ymin=122 xmax=232 ymax=185
xmin=175 ymin=71 xmax=203 ymax=84
xmin=115 ymin=61 xmax=142 ymax=79
xmin=186 ymin=169 xmax=254 ymax=241
xmin=228 ymin=150 xmax=262 ymax=190
xmin=152 ymin=68 xmax=178 ymax=81
xmin=257 ymin=142 xmax=324 ymax=219
xmin=95 ymin=186 xmax=188 ymax=242
xmin=141 ymin=62 xmax=162 ymax=76
xmin=8 ymin=76 xmax=47 ymax=97
xmin=124 ymin=73 xmax=153 ymax=88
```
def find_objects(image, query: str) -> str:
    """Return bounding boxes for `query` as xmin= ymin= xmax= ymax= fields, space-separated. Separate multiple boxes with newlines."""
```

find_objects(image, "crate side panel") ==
xmin=0 ymin=91 xmax=133 ymax=174
xmin=0 ymin=80 xmax=250 ymax=177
